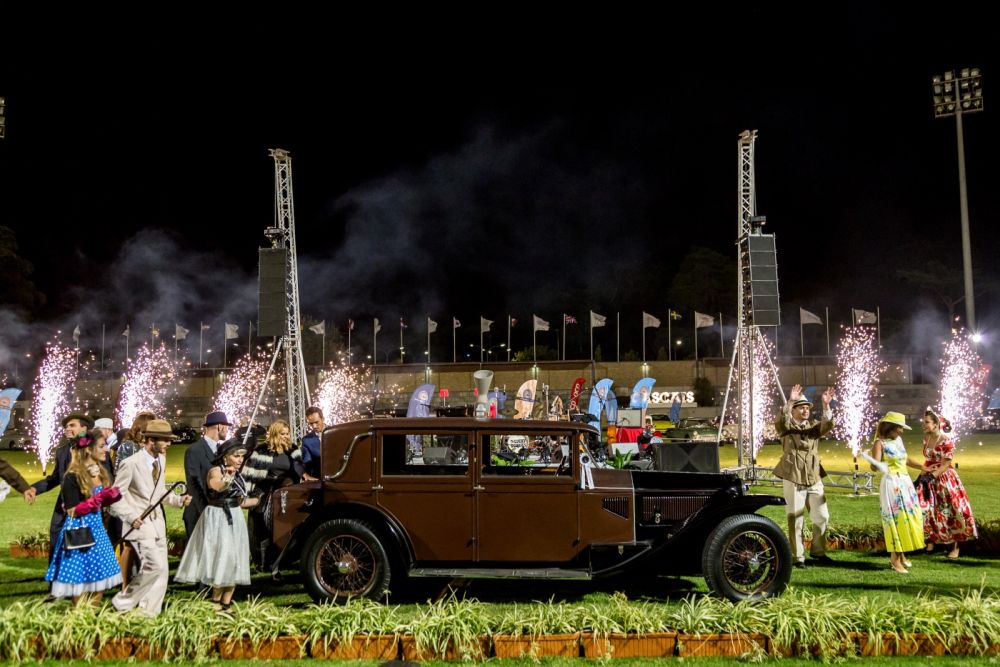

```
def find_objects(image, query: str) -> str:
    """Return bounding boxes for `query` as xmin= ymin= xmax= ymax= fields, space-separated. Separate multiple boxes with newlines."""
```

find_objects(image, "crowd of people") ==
xmin=772 ymin=384 xmax=978 ymax=572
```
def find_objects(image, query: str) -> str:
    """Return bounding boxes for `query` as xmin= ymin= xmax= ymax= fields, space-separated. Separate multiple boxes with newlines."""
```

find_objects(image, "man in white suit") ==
xmin=110 ymin=419 xmax=191 ymax=616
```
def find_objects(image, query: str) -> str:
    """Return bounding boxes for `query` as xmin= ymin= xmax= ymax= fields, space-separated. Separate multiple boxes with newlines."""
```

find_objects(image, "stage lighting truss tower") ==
xmin=718 ymin=130 xmax=786 ymax=477
xmin=264 ymin=148 xmax=310 ymax=435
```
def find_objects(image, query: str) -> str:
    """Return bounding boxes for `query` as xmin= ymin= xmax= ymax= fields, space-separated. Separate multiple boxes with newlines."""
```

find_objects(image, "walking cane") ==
xmin=116 ymin=481 xmax=187 ymax=585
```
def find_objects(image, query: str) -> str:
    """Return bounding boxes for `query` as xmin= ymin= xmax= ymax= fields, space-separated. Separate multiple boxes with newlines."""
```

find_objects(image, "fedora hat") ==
xmin=62 ymin=412 xmax=95 ymax=429
xmin=143 ymin=419 xmax=175 ymax=440
xmin=203 ymin=411 xmax=232 ymax=427
xmin=877 ymin=411 xmax=911 ymax=431
xmin=791 ymin=397 xmax=813 ymax=409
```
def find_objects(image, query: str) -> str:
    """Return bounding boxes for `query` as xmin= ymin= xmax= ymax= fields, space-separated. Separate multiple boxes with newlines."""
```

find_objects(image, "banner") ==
xmin=175 ymin=324 xmax=190 ymax=340
xmin=374 ymin=318 xmax=381 ymax=334
xmin=480 ymin=317 xmax=493 ymax=333
xmin=453 ymin=318 xmax=461 ymax=328
xmin=800 ymin=308 xmax=823 ymax=325
xmin=308 ymin=321 xmax=325 ymax=335
xmin=587 ymin=379 xmax=614 ymax=431
xmin=406 ymin=384 xmax=435 ymax=418
xmin=0 ymin=388 xmax=22 ymax=436
xmin=852 ymin=308 xmax=877 ymax=325
xmin=427 ymin=318 xmax=438 ymax=334
xmin=567 ymin=377 xmax=586 ymax=412
xmin=694 ymin=312 xmax=715 ymax=328
xmin=513 ymin=379 xmax=538 ymax=420
xmin=629 ymin=377 xmax=656 ymax=408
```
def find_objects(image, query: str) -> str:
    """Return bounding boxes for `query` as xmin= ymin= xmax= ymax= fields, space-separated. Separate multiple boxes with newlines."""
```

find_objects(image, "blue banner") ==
xmin=406 ymin=384 xmax=435 ymax=418
xmin=629 ymin=377 xmax=656 ymax=408
xmin=587 ymin=379 xmax=614 ymax=430
xmin=0 ymin=388 xmax=21 ymax=436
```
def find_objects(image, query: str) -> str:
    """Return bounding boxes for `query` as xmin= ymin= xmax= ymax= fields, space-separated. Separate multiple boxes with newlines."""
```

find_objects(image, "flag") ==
xmin=347 ymin=319 xmax=355 ymax=331
xmin=533 ymin=315 xmax=550 ymax=332
xmin=152 ymin=327 xmax=160 ymax=338
xmin=800 ymin=308 xmax=823 ymax=325
xmin=453 ymin=317 xmax=461 ymax=328
xmin=590 ymin=311 xmax=607 ymax=328
xmin=0 ymin=388 xmax=22 ymax=436
xmin=428 ymin=318 xmax=438 ymax=333
xmin=175 ymin=324 xmax=189 ymax=340
xmin=200 ymin=323 xmax=211 ymax=331
xmin=400 ymin=318 xmax=407 ymax=329
xmin=121 ymin=325 xmax=130 ymax=337
xmin=511 ymin=317 xmax=518 ymax=327
xmin=481 ymin=317 xmax=493 ymax=333
xmin=852 ymin=309 xmax=877 ymax=325
xmin=669 ymin=310 xmax=682 ymax=320
xmin=642 ymin=312 xmax=661 ymax=328
xmin=694 ymin=312 xmax=714 ymax=328
xmin=309 ymin=321 xmax=325 ymax=335
xmin=564 ymin=314 xmax=578 ymax=324
xmin=72 ymin=325 xmax=81 ymax=344
xmin=225 ymin=323 xmax=239 ymax=339
xmin=374 ymin=318 xmax=381 ymax=334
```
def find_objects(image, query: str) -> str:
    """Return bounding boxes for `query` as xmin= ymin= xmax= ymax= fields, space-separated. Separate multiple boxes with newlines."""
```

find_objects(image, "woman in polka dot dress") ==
xmin=45 ymin=433 xmax=123 ymax=606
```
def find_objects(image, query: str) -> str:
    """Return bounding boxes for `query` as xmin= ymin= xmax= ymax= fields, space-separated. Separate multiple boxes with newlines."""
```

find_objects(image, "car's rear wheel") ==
xmin=301 ymin=519 xmax=392 ymax=603
xmin=702 ymin=514 xmax=791 ymax=601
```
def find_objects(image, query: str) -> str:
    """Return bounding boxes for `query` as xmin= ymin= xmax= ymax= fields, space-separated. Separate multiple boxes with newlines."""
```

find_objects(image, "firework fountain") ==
xmin=116 ymin=344 xmax=179 ymax=429
xmin=30 ymin=342 xmax=79 ymax=471
xmin=834 ymin=326 xmax=885 ymax=456
xmin=938 ymin=329 xmax=989 ymax=441
xmin=213 ymin=350 xmax=278 ymax=426
xmin=725 ymin=332 xmax=779 ymax=461
xmin=313 ymin=364 xmax=380 ymax=425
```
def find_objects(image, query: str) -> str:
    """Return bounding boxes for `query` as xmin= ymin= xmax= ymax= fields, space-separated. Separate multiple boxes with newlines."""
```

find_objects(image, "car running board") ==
xmin=409 ymin=567 xmax=592 ymax=580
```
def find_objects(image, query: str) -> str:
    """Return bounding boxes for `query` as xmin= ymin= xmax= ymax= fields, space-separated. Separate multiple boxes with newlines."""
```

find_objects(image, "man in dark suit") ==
xmin=31 ymin=413 xmax=94 ymax=561
xmin=183 ymin=410 xmax=230 ymax=537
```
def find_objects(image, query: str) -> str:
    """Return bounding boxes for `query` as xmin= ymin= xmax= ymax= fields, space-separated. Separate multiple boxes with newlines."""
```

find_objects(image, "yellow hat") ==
xmin=877 ymin=411 xmax=911 ymax=431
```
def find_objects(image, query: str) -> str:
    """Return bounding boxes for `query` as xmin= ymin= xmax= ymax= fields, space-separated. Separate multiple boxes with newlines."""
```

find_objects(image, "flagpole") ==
xmin=562 ymin=315 xmax=567 ymax=361
xmin=125 ymin=330 xmax=129 ymax=369
xmin=877 ymin=307 xmax=881 ymax=348
xmin=322 ymin=331 xmax=326 ymax=367
xmin=453 ymin=319 xmax=456 ymax=363
xmin=533 ymin=325 xmax=537 ymax=363
xmin=175 ymin=330 xmax=178 ymax=364
xmin=667 ymin=313 xmax=672 ymax=360
xmin=151 ymin=323 xmax=155 ymax=349
xmin=616 ymin=312 xmax=620 ymax=362
xmin=800 ymin=319 xmax=804 ymax=356
xmin=101 ymin=324 xmax=105 ymax=372
xmin=223 ymin=325 xmax=227 ymax=368
xmin=694 ymin=319 xmax=699 ymax=361
xmin=590 ymin=312 xmax=594 ymax=361
xmin=374 ymin=320 xmax=378 ymax=365
xmin=642 ymin=314 xmax=646 ymax=362
xmin=199 ymin=322 xmax=204 ymax=367
xmin=248 ymin=320 xmax=252 ymax=357
xmin=480 ymin=320 xmax=484 ymax=365
xmin=825 ymin=308 xmax=830 ymax=356
xmin=426 ymin=318 xmax=431 ymax=366
xmin=507 ymin=315 xmax=511 ymax=362
xmin=400 ymin=320 xmax=404 ymax=364
xmin=719 ymin=313 xmax=724 ymax=358
xmin=348 ymin=323 xmax=352 ymax=365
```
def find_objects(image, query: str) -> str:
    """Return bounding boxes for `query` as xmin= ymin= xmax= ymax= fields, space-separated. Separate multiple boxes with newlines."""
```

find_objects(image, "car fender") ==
xmin=316 ymin=501 xmax=416 ymax=568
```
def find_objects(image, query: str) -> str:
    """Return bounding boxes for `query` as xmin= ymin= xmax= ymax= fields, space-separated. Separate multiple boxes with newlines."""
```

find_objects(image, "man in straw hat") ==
xmin=109 ymin=419 xmax=191 ymax=617
xmin=772 ymin=384 xmax=836 ymax=568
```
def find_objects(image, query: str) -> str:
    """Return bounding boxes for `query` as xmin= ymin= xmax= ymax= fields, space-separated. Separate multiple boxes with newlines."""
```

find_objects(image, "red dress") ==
xmin=916 ymin=436 xmax=978 ymax=544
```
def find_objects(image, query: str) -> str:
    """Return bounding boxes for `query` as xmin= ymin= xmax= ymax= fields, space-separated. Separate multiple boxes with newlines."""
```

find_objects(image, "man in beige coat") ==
xmin=772 ymin=384 xmax=835 ymax=568
xmin=110 ymin=420 xmax=191 ymax=616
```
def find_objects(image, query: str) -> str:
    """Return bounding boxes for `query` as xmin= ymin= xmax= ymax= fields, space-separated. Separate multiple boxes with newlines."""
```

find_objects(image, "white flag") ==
xmin=121 ymin=325 xmax=130 ymax=337
xmin=799 ymin=308 xmax=823 ymax=325
xmin=427 ymin=318 xmax=438 ymax=334
xmin=590 ymin=311 xmax=607 ymax=328
xmin=175 ymin=324 xmax=189 ymax=340
xmin=852 ymin=309 xmax=877 ymax=325
xmin=374 ymin=318 xmax=381 ymax=334
xmin=225 ymin=323 xmax=239 ymax=339
xmin=200 ymin=323 xmax=211 ymax=331
xmin=694 ymin=312 xmax=715 ymax=328
xmin=533 ymin=315 xmax=550 ymax=332
xmin=453 ymin=317 xmax=461 ymax=328
xmin=480 ymin=317 xmax=493 ymax=333
xmin=308 ymin=321 xmax=325 ymax=335
xmin=72 ymin=325 xmax=81 ymax=344
xmin=642 ymin=312 xmax=661 ymax=328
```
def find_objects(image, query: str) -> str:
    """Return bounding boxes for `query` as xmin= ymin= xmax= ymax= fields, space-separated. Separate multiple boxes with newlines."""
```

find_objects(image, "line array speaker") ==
xmin=258 ymin=248 xmax=287 ymax=338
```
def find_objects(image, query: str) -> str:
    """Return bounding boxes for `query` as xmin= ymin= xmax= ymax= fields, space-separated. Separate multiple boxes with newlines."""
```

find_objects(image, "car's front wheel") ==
xmin=301 ymin=519 xmax=393 ymax=603
xmin=701 ymin=513 xmax=791 ymax=601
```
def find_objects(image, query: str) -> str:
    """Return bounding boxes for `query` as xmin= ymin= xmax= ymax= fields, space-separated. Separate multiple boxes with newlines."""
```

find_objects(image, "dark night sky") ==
xmin=1 ymin=9 xmax=997 ymax=368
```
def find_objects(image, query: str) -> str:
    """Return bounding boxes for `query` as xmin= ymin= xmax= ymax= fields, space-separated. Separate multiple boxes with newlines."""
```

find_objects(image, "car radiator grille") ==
xmin=601 ymin=496 xmax=630 ymax=519
xmin=641 ymin=495 xmax=708 ymax=522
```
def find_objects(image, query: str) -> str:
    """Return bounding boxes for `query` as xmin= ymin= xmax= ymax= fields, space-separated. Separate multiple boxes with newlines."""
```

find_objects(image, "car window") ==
xmin=481 ymin=433 xmax=573 ymax=477
xmin=381 ymin=433 xmax=469 ymax=476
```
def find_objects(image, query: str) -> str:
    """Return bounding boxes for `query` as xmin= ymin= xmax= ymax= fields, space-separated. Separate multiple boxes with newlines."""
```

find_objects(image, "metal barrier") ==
xmin=724 ymin=465 xmax=875 ymax=495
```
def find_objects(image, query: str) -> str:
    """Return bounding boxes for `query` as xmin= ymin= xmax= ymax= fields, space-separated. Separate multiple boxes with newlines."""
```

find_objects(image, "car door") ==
xmin=376 ymin=429 xmax=475 ymax=562
xmin=474 ymin=430 xmax=581 ymax=563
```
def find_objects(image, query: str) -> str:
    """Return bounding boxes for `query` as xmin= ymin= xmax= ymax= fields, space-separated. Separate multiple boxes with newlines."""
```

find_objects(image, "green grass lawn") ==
xmin=1 ymin=435 xmax=997 ymax=611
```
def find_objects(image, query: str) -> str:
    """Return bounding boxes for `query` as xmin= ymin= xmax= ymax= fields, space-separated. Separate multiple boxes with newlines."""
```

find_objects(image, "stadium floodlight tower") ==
xmin=261 ymin=148 xmax=310 ymax=435
xmin=718 ymin=130 xmax=785 ymax=477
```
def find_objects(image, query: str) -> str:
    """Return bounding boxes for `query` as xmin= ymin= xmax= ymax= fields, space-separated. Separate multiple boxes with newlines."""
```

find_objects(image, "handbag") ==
xmin=63 ymin=517 xmax=96 ymax=551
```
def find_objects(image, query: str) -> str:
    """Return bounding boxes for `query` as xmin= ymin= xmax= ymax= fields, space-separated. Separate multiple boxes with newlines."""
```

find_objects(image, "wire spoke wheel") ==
xmin=316 ymin=534 xmax=378 ymax=598
xmin=721 ymin=530 xmax=779 ymax=595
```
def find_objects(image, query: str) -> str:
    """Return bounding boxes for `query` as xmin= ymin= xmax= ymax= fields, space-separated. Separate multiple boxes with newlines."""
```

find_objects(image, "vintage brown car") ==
xmin=268 ymin=418 xmax=792 ymax=603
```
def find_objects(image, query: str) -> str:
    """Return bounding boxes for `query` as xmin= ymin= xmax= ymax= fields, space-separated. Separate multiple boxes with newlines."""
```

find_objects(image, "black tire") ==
xmin=301 ymin=518 xmax=393 ymax=603
xmin=701 ymin=513 xmax=792 ymax=602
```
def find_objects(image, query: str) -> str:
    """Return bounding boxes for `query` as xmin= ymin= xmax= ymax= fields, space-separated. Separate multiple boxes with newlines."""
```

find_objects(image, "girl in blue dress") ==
xmin=45 ymin=433 xmax=123 ymax=606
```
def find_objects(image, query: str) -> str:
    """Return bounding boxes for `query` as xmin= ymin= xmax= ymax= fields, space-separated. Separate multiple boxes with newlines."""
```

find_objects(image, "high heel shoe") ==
xmin=903 ymin=559 xmax=912 ymax=568
xmin=925 ymin=543 xmax=935 ymax=553
xmin=947 ymin=545 xmax=960 ymax=560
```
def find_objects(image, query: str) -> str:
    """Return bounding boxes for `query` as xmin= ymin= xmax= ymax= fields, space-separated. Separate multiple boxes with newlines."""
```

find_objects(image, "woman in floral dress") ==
xmin=917 ymin=409 xmax=977 ymax=558
xmin=862 ymin=412 xmax=924 ymax=574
